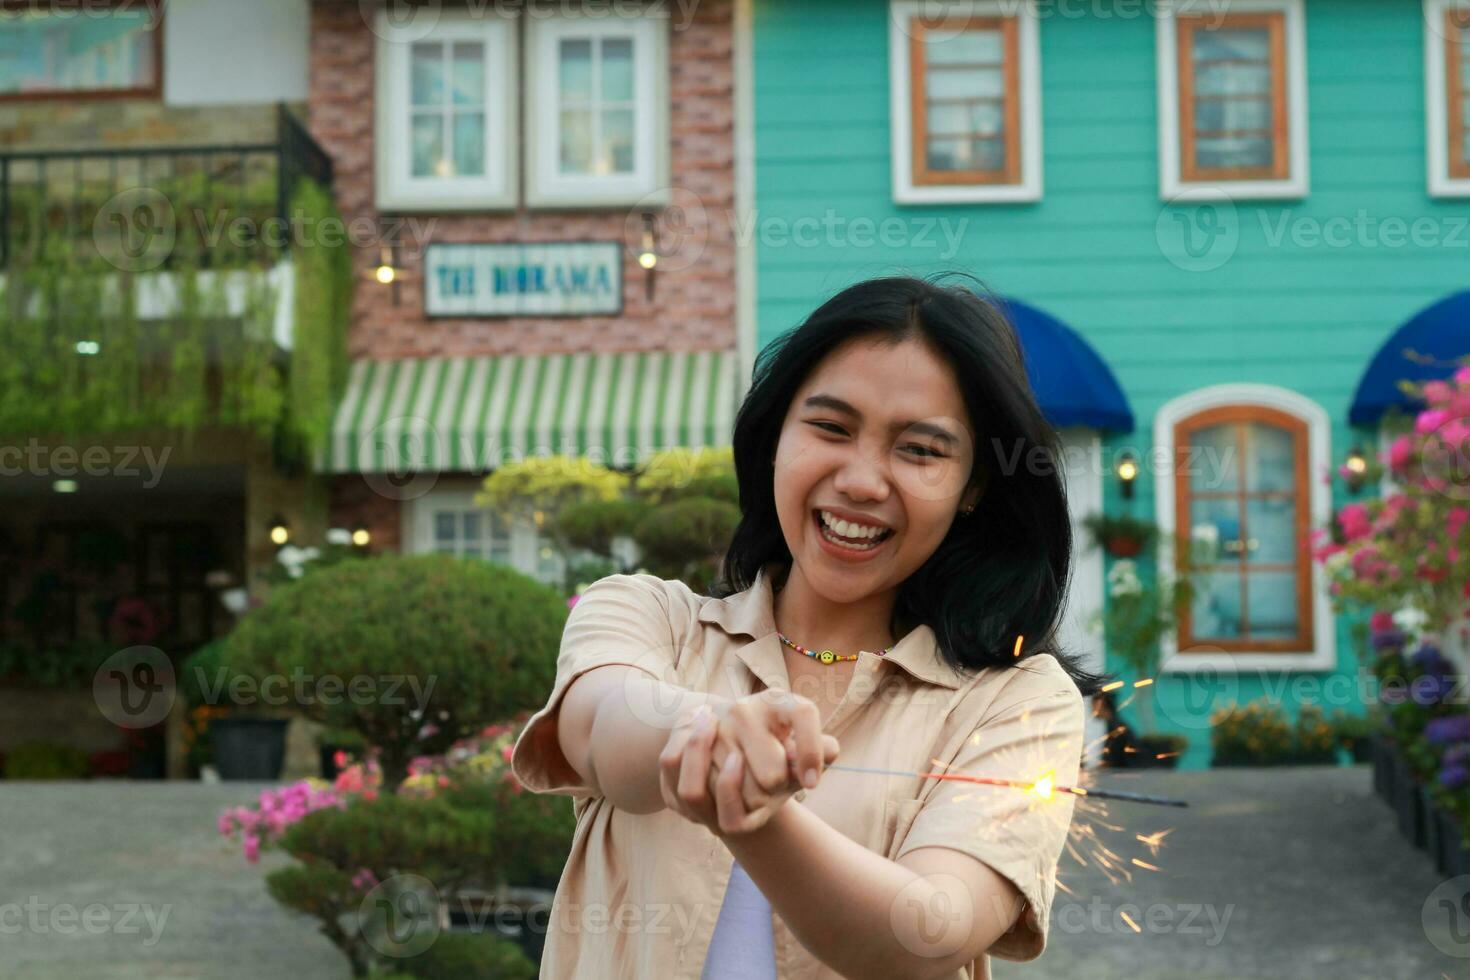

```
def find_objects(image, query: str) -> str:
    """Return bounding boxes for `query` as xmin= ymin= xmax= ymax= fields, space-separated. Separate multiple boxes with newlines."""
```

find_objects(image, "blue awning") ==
xmin=996 ymin=297 xmax=1135 ymax=432
xmin=1349 ymin=291 xmax=1470 ymax=426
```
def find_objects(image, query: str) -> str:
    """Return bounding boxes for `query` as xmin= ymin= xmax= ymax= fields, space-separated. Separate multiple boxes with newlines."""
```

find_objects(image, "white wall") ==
xmin=1056 ymin=428 xmax=1107 ymax=767
xmin=164 ymin=0 xmax=308 ymax=106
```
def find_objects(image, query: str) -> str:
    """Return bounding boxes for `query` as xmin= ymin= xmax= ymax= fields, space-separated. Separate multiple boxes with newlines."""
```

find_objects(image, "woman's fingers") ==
xmin=712 ymin=750 xmax=747 ymax=834
xmin=677 ymin=710 xmax=719 ymax=820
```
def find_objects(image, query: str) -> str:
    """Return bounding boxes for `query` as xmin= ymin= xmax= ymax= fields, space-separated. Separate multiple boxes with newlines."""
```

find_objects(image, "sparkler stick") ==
xmin=823 ymin=763 xmax=1189 ymax=808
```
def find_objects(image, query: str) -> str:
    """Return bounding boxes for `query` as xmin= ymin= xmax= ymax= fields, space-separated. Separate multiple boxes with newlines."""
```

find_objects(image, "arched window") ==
xmin=1154 ymin=385 xmax=1334 ymax=671
xmin=1174 ymin=405 xmax=1310 ymax=650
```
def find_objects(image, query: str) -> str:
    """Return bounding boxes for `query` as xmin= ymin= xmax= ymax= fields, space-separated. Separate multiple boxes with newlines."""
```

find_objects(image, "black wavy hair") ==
xmin=712 ymin=275 xmax=1108 ymax=697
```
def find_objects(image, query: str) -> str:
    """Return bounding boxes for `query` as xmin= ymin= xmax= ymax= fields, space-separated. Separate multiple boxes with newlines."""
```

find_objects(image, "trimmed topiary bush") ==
xmin=224 ymin=554 xmax=566 ymax=790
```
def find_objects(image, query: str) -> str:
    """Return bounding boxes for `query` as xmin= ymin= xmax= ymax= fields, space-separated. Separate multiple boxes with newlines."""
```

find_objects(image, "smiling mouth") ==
xmin=811 ymin=510 xmax=895 ymax=551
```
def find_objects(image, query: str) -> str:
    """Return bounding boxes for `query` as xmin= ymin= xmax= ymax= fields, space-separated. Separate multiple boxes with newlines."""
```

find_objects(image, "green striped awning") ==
xmin=321 ymin=350 xmax=741 ymax=473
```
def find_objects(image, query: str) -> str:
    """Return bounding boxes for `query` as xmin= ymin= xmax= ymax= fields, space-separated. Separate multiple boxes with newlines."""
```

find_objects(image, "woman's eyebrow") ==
xmin=801 ymin=393 xmax=958 ymax=447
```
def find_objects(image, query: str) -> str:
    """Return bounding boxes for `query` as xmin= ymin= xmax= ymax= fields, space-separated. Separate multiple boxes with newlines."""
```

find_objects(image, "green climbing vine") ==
xmin=0 ymin=176 xmax=351 ymax=454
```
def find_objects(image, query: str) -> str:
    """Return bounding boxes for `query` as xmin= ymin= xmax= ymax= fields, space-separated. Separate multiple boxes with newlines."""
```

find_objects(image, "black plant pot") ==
xmin=1396 ymin=768 xmax=1429 ymax=850
xmin=1371 ymin=737 xmax=1390 ymax=803
xmin=1424 ymin=787 xmax=1444 ymax=867
xmin=211 ymin=718 xmax=290 ymax=781
xmin=1440 ymin=809 xmax=1470 ymax=877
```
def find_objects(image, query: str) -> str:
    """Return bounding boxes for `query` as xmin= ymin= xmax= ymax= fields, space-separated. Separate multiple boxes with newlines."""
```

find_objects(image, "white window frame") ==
xmin=374 ymin=9 xmax=518 ymax=211
xmin=1155 ymin=0 xmax=1309 ymax=201
xmin=1153 ymin=384 xmax=1336 ymax=673
xmin=1426 ymin=0 xmax=1470 ymax=196
xmin=888 ymin=0 xmax=1043 ymax=204
xmin=403 ymin=485 xmax=550 ymax=581
xmin=525 ymin=10 xmax=671 ymax=208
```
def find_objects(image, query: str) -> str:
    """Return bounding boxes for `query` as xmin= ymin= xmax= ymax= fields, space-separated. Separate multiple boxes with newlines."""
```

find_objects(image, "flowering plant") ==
xmin=217 ymin=717 xmax=529 ymax=865
xmin=1314 ymin=365 xmax=1470 ymax=630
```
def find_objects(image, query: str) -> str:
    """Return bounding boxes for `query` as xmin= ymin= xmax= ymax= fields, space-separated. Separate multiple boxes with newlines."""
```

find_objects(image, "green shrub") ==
xmin=400 ymin=932 xmax=536 ymax=980
xmin=5 ymin=742 xmax=89 ymax=779
xmin=1211 ymin=700 xmax=1293 ymax=766
xmin=225 ymin=554 xmax=566 ymax=790
xmin=1292 ymin=704 xmax=1338 ymax=764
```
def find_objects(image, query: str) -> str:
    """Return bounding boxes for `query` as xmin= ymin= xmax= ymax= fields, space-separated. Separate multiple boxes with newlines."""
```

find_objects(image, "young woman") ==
xmin=512 ymin=276 xmax=1107 ymax=979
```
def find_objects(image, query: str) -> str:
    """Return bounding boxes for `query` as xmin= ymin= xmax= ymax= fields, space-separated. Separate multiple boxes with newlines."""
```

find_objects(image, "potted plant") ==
xmin=1083 ymin=512 xmax=1158 ymax=559
xmin=182 ymin=639 xmax=291 ymax=781
xmin=1093 ymin=550 xmax=1195 ymax=739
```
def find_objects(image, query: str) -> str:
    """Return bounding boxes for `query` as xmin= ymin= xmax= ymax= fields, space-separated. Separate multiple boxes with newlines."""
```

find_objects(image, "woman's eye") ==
xmin=810 ymin=423 xmax=943 ymax=459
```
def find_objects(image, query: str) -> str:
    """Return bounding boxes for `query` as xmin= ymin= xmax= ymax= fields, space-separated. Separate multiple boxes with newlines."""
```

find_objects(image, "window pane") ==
xmin=925 ymin=64 xmax=1005 ymax=100
xmin=1192 ymin=570 xmax=1243 ymax=640
xmin=560 ymin=108 xmax=593 ymax=173
xmin=1193 ymin=27 xmax=1269 ymax=63
xmin=1194 ymin=62 xmax=1271 ymax=98
xmin=602 ymin=108 xmax=635 ymax=173
xmin=461 ymin=511 xmax=482 ymax=542
xmin=1187 ymin=424 xmax=1239 ymax=492
xmin=0 ymin=10 xmax=156 ymax=94
xmin=411 ymin=113 xmax=445 ymax=177
xmin=434 ymin=512 xmax=456 ymax=544
xmin=928 ymin=102 xmax=1004 ymax=138
xmin=924 ymin=29 xmax=1003 ymax=65
xmin=1245 ymin=423 xmax=1295 ymax=491
xmin=411 ymin=43 xmax=444 ymax=106
xmin=451 ymin=42 xmax=484 ymax=105
xmin=1244 ymin=496 xmax=1296 ymax=564
xmin=1190 ymin=497 xmax=1242 ymax=564
xmin=1195 ymin=96 xmax=1272 ymax=133
xmin=452 ymin=111 xmax=486 ymax=176
xmin=602 ymin=38 xmax=634 ymax=101
xmin=1195 ymin=136 xmax=1273 ymax=171
xmin=560 ymin=38 xmax=593 ymax=101
xmin=1246 ymin=570 xmax=1299 ymax=638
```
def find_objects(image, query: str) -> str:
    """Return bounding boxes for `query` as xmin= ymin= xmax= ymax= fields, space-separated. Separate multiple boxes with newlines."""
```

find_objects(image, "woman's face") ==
xmin=773 ymin=335 xmax=981 ymax=603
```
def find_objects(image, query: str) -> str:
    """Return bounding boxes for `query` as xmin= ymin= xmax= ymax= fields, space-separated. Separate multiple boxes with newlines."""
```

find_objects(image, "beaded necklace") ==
xmin=777 ymin=631 xmax=893 ymax=665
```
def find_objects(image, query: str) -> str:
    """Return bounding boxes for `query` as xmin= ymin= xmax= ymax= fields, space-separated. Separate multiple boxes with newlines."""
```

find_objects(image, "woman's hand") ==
xmin=659 ymin=690 xmax=839 ymax=837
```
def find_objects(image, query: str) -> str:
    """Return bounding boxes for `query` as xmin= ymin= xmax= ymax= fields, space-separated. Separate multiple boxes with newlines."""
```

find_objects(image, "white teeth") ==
xmin=819 ymin=510 xmax=889 ymax=540
xmin=820 ymin=524 xmax=884 ymax=551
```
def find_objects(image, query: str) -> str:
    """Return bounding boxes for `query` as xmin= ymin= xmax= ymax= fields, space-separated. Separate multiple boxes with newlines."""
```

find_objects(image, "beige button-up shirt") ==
xmin=511 ymin=564 xmax=1085 ymax=980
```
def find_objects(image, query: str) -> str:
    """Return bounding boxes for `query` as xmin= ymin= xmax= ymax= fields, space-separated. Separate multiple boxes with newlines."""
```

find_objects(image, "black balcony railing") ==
xmin=0 ymin=104 xmax=334 ymax=270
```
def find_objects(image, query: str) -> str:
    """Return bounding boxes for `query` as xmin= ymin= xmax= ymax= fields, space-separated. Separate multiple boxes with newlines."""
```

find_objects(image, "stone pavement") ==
xmin=0 ymin=767 xmax=1460 ymax=979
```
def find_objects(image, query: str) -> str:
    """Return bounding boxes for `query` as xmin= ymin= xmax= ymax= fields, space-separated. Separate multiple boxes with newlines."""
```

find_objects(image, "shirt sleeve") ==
xmin=509 ymin=573 xmax=680 ymax=798
xmin=893 ymin=657 xmax=1085 ymax=962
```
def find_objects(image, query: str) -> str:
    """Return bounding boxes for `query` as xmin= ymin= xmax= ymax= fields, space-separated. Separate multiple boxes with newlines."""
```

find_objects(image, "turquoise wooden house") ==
xmin=739 ymin=0 xmax=1470 ymax=767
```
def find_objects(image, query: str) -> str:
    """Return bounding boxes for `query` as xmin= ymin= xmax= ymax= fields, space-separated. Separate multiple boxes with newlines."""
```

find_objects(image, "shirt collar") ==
xmin=697 ymin=562 xmax=966 ymax=690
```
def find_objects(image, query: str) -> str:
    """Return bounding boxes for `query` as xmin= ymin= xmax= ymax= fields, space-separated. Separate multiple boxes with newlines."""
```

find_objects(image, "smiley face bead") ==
xmin=818 ymin=650 xmax=836 ymax=664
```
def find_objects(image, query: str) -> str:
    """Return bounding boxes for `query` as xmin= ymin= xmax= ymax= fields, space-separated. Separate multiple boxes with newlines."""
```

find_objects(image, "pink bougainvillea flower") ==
xmin=1424 ymin=380 xmax=1453 ymax=405
xmin=1337 ymin=503 xmax=1373 ymax=542
xmin=1417 ymin=408 xmax=1451 ymax=435
xmin=1370 ymin=610 xmax=1396 ymax=632
xmin=1456 ymin=365 xmax=1470 ymax=386
xmin=1387 ymin=435 xmax=1413 ymax=472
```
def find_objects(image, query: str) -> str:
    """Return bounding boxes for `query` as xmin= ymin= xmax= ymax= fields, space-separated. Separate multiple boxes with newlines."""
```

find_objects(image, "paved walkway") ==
xmin=0 ymin=767 xmax=1459 ymax=978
